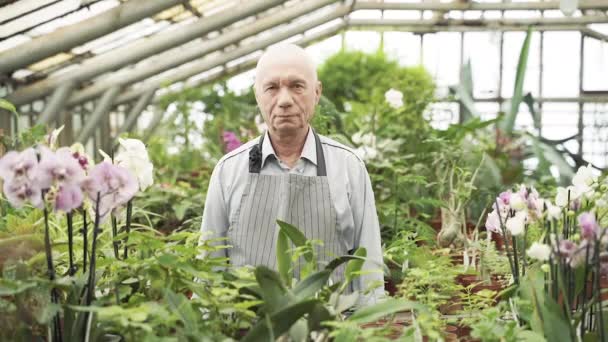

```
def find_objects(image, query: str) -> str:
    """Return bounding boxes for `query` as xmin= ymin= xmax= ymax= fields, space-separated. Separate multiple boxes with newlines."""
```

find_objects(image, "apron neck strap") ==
xmin=248 ymin=129 xmax=327 ymax=176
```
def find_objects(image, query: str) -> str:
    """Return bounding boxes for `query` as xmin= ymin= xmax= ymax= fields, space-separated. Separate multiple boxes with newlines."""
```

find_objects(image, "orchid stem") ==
xmin=111 ymin=213 xmax=120 ymax=260
xmin=82 ymin=208 xmax=88 ymax=274
xmin=67 ymin=211 xmax=75 ymax=276
xmin=42 ymin=192 xmax=62 ymax=342
xmin=123 ymin=200 xmax=133 ymax=259
xmin=86 ymin=192 xmax=101 ymax=306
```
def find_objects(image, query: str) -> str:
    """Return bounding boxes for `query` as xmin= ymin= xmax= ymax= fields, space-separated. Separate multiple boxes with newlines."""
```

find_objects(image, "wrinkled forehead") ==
xmin=256 ymin=62 xmax=317 ymax=85
xmin=255 ymin=46 xmax=317 ymax=86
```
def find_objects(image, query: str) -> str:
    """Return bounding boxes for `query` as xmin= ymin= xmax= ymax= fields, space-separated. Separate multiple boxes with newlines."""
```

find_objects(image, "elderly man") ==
xmin=200 ymin=44 xmax=384 ymax=304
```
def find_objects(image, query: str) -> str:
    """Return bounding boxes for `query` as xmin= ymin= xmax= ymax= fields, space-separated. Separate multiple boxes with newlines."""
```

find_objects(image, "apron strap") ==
xmin=248 ymin=129 xmax=327 ymax=176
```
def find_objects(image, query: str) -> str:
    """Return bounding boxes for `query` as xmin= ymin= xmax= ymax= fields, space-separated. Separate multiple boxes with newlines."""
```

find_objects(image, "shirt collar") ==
xmin=261 ymin=127 xmax=317 ymax=168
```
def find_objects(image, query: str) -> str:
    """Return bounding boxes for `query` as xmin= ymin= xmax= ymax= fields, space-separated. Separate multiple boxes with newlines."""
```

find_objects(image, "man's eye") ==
xmin=293 ymin=84 xmax=304 ymax=89
xmin=265 ymin=86 xmax=277 ymax=91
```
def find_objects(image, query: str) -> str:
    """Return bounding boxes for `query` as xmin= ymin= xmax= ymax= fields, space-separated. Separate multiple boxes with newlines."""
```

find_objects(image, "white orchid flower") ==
xmin=115 ymin=138 xmax=154 ymax=192
xmin=510 ymin=193 xmax=527 ymax=211
xmin=572 ymin=165 xmax=598 ymax=198
xmin=506 ymin=211 xmax=527 ymax=236
xmin=555 ymin=186 xmax=580 ymax=207
xmin=527 ymin=242 xmax=552 ymax=261
xmin=384 ymin=88 xmax=404 ymax=109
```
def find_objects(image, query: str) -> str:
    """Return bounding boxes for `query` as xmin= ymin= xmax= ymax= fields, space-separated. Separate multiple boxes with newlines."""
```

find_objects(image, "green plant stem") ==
xmin=86 ymin=192 xmax=101 ymax=306
xmin=111 ymin=213 xmax=120 ymax=260
xmin=67 ymin=211 xmax=76 ymax=275
xmin=512 ymin=235 xmax=520 ymax=284
xmin=123 ymin=200 xmax=133 ymax=259
xmin=82 ymin=208 xmax=88 ymax=274
xmin=580 ymin=242 xmax=591 ymax=337
xmin=595 ymin=235 xmax=605 ymax=341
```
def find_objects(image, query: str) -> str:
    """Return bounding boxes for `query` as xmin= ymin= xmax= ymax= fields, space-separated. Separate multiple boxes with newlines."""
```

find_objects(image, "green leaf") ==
xmin=292 ymin=269 xmax=331 ymax=300
xmin=255 ymin=266 xmax=290 ymax=314
xmin=500 ymin=26 xmax=533 ymax=133
xmin=347 ymin=298 xmax=426 ymax=324
xmin=277 ymin=220 xmax=313 ymax=263
xmin=308 ymin=302 xmax=333 ymax=332
xmin=450 ymin=60 xmax=478 ymax=122
xmin=523 ymin=93 xmax=541 ymax=130
xmin=242 ymin=299 xmax=318 ymax=342
xmin=276 ymin=229 xmax=291 ymax=287
xmin=344 ymin=248 xmax=367 ymax=285
xmin=0 ymin=98 xmax=18 ymax=118
xmin=0 ymin=279 xmax=37 ymax=296
xmin=164 ymin=289 xmax=199 ymax=333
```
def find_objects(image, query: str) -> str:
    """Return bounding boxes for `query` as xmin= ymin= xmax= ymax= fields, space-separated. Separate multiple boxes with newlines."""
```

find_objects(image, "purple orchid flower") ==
xmin=485 ymin=210 xmax=502 ymax=234
xmin=578 ymin=212 xmax=600 ymax=240
xmin=55 ymin=184 xmax=84 ymax=212
xmin=35 ymin=147 xmax=86 ymax=189
xmin=498 ymin=191 xmax=512 ymax=206
xmin=81 ymin=162 xmax=138 ymax=217
xmin=222 ymin=131 xmax=242 ymax=153
xmin=0 ymin=148 xmax=38 ymax=182
xmin=3 ymin=179 xmax=42 ymax=209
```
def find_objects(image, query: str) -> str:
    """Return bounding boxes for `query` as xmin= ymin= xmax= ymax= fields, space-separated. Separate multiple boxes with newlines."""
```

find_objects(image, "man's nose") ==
xmin=277 ymin=87 xmax=293 ymax=108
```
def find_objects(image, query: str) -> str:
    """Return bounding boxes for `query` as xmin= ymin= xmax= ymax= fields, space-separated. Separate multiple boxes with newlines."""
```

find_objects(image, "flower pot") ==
xmin=490 ymin=231 xmax=504 ymax=251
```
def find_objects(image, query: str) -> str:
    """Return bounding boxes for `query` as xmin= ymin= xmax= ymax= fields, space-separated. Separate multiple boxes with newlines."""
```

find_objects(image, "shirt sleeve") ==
xmin=349 ymin=157 xmax=386 ymax=305
xmin=199 ymin=161 xmax=230 ymax=259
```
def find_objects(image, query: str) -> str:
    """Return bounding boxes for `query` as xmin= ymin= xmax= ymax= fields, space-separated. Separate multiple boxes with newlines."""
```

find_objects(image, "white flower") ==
xmin=44 ymin=125 xmax=65 ymax=150
xmin=506 ymin=211 xmax=527 ymax=236
xmin=555 ymin=186 xmax=580 ymax=207
xmin=343 ymin=102 xmax=352 ymax=112
xmin=510 ymin=193 xmax=527 ymax=211
xmin=546 ymin=202 xmax=563 ymax=220
xmin=115 ymin=138 xmax=154 ymax=192
xmin=354 ymin=146 xmax=378 ymax=161
xmin=572 ymin=165 xmax=597 ymax=198
xmin=352 ymin=132 xmax=376 ymax=146
xmin=527 ymin=242 xmax=552 ymax=261
xmin=384 ymin=88 xmax=404 ymax=109
xmin=597 ymin=197 xmax=608 ymax=209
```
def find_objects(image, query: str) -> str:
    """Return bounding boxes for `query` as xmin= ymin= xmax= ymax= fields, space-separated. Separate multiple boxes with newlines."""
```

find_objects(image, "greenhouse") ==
xmin=0 ymin=0 xmax=608 ymax=340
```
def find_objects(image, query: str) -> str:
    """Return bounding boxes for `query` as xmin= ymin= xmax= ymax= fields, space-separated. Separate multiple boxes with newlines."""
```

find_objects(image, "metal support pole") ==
xmin=76 ymin=86 xmax=121 ymax=143
xmin=111 ymin=6 xmax=349 ymax=106
xmin=5 ymin=0 xmax=287 ymax=107
xmin=0 ymin=0 xmax=184 ymax=74
xmin=64 ymin=0 xmax=338 ymax=107
xmin=116 ymin=88 xmax=155 ymax=136
xmin=578 ymin=35 xmax=585 ymax=157
xmin=37 ymin=81 xmax=76 ymax=125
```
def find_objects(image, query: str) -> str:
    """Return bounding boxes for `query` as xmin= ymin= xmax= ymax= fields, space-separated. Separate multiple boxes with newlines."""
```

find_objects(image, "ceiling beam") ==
xmin=354 ymin=0 xmax=608 ymax=11
xmin=5 ymin=0 xmax=287 ymax=107
xmin=114 ymin=13 xmax=349 ymax=106
xmin=0 ymin=0 xmax=184 ymax=74
xmin=64 ymin=0 xmax=339 ymax=107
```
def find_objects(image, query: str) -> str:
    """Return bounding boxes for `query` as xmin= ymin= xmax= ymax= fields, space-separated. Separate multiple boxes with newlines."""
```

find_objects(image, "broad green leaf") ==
xmin=277 ymin=220 xmax=313 ymax=263
xmin=308 ymin=302 xmax=333 ymax=332
xmin=450 ymin=60 xmax=478 ymax=122
xmin=347 ymin=298 xmax=425 ymax=324
xmin=293 ymin=269 xmax=331 ymax=300
xmin=255 ymin=266 xmax=290 ymax=314
xmin=242 ymin=299 xmax=318 ymax=342
xmin=276 ymin=229 xmax=291 ymax=287
xmin=500 ymin=26 xmax=533 ymax=133
xmin=344 ymin=248 xmax=367 ymax=285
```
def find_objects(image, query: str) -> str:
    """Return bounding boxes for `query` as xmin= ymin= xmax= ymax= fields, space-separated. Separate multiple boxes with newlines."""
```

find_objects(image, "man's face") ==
xmin=255 ymin=60 xmax=321 ymax=137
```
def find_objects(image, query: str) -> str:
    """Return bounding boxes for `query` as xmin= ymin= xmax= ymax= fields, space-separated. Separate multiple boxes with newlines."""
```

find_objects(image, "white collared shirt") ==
xmin=200 ymin=128 xmax=385 ymax=303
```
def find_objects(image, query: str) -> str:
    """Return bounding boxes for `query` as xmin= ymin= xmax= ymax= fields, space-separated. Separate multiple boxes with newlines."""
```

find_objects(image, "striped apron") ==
xmin=228 ymin=131 xmax=347 ymax=283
